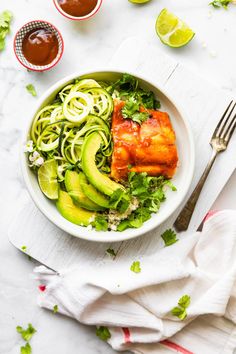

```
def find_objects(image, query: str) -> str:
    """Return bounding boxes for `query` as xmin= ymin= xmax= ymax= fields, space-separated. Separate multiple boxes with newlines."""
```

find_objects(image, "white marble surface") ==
xmin=1 ymin=0 xmax=236 ymax=353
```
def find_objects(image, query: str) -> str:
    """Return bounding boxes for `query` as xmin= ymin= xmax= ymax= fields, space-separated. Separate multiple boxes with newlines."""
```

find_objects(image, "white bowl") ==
xmin=21 ymin=70 xmax=195 ymax=242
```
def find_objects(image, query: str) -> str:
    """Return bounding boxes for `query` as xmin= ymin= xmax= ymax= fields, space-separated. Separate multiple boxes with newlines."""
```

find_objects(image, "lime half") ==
xmin=38 ymin=160 xmax=59 ymax=200
xmin=129 ymin=0 xmax=151 ymax=3
xmin=155 ymin=9 xmax=195 ymax=48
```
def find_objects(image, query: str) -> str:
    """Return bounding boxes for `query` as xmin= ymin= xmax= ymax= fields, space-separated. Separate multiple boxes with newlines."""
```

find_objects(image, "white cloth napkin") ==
xmin=34 ymin=210 xmax=236 ymax=354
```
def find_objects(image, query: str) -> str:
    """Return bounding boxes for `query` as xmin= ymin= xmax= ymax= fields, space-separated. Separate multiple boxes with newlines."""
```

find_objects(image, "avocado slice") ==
xmin=81 ymin=132 xmax=124 ymax=196
xmin=56 ymin=189 xmax=95 ymax=226
xmin=79 ymin=172 xmax=110 ymax=208
xmin=64 ymin=170 xmax=104 ymax=211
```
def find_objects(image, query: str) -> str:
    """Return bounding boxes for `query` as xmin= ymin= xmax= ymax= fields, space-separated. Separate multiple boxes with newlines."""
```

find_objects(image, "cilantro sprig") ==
xmin=117 ymin=173 xmax=176 ymax=231
xmin=161 ymin=229 xmax=178 ymax=247
xmin=209 ymin=0 xmax=232 ymax=8
xmin=16 ymin=323 xmax=36 ymax=342
xmin=171 ymin=295 xmax=191 ymax=320
xmin=96 ymin=326 xmax=111 ymax=341
xmin=0 ymin=10 xmax=13 ymax=51
xmin=108 ymin=73 xmax=161 ymax=125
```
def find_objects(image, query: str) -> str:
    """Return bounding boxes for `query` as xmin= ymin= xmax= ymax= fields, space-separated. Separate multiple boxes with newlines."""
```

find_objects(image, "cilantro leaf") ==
xmin=171 ymin=307 xmax=187 ymax=320
xmin=21 ymin=245 xmax=27 ymax=252
xmin=209 ymin=0 xmax=231 ymax=8
xmin=92 ymin=215 xmax=108 ymax=231
xmin=109 ymin=189 xmax=130 ymax=212
xmin=122 ymin=96 xmax=140 ymax=118
xmin=178 ymin=294 xmax=191 ymax=309
xmin=109 ymin=73 xmax=138 ymax=95
xmin=106 ymin=248 xmax=117 ymax=257
xmin=121 ymin=96 xmax=149 ymax=125
xmin=96 ymin=326 xmax=111 ymax=341
xmin=16 ymin=323 xmax=36 ymax=342
xmin=171 ymin=295 xmax=191 ymax=321
xmin=20 ymin=343 xmax=31 ymax=354
xmin=130 ymin=260 xmax=141 ymax=273
xmin=131 ymin=112 xmax=149 ymax=125
xmin=161 ymin=229 xmax=178 ymax=247
xmin=137 ymin=89 xmax=161 ymax=110
xmin=53 ymin=304 xmax=58 ymax=313
xmin=0 ymin=10 xmax=13 ymax=51
xmin=26 ymin=84 xmax=37 ymax=97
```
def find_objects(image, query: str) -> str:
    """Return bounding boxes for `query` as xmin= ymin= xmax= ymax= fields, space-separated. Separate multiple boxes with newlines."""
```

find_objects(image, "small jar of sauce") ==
xmin=22 ymin=28 xmax=59 ymax=66
xmin=14 ymin=21 xmax=64 ymax=71
xmin=55 ymin=0 xmax=101 ymax=19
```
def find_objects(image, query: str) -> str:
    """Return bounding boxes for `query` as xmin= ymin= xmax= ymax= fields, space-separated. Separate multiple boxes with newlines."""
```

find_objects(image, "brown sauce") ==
xmin=22 ymin=28 xmax=59 ymax=66
xmin=58 ymin=0 xmax=98 ymax=17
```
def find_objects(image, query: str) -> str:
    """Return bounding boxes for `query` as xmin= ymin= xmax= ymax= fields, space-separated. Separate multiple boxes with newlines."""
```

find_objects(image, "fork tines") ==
xmin=213 ymin=100 xmax=236 ymax=143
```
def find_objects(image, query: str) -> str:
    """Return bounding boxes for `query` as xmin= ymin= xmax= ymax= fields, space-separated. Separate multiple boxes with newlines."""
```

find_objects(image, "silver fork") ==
xmin=174 ymin=100 xmax=236 ymax=232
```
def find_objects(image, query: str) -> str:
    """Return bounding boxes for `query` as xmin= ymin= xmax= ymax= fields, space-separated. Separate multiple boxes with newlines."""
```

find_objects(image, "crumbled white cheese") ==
xmin=209 ymin=50 xmax=217 ymax=58
xmin=109 ymin=224 xmax=117 ymax=231
xmin=89 ymin=215 xmax=95 ymax=223
xmin=107 ymin=197 xmax=139 ymax=229
xmin=86 ymin=224 xmax=93 ymax=231
xmin=24 ymin=140 xmax=34 ymax=153
xmin=29 ymin=151 xmax=44 ymax=167
xmin=207 ymin=11 xmax=212 ymax=19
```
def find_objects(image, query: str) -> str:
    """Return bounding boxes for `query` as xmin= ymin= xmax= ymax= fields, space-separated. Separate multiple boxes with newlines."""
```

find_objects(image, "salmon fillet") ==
xmin=110 ymin=101 xmax=178 ymax=181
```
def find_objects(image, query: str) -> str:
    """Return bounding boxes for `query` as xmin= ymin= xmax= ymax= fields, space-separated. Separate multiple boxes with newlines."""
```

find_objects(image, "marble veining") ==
xmin=1 ymin=0 xmax=236 ymax=353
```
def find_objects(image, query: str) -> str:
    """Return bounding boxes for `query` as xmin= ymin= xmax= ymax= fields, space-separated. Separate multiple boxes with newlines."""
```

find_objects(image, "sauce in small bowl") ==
xmin=53 ymin=0 xmax=103 ymax=20
xmin=14 ymin=21 xmax=64 ymax=72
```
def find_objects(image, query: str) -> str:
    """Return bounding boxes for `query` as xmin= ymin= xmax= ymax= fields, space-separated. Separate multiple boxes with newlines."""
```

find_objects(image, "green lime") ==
xmin=155 ymin=9 xmax=195 ymax=48
xmin=129 ymin=0 xmax=151 ymax=3
xmin=38 ymin=160 xmax=59 ymax=200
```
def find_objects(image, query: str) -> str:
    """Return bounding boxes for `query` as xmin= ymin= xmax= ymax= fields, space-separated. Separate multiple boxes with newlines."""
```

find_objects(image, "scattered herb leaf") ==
xmin=16 ymin=323 xmax=36 ymax=342
xmin=21 ymin=246 xmax=27 ymax=252
xmin=106 ymin=248 xmax=117 ymax=257
xmin=53 ymin=305 xmax=58 ymax=313
xmin=209 ymin=0 xmax=231 ymax=8
xmin=26 ymin=84 xmax=37 ymax=97
xmin=130 ymin=260 xmax=141 ymax=273
xmin=96 ymin=326 xmax=111 ymax=341
xmin=161 ymin=229 xmax=178 ymax=247
xmin=171 ymin=295 xmax=191 ymax=321
xmin=0 ymin=10 xmax=13 ymax=51
xmin=20 ymin=342 xmax=31 ymax=354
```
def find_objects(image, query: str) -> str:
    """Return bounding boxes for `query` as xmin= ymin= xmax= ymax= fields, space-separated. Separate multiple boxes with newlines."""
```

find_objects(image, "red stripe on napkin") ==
xmin=160 ymin=340 xmax=194 ymax=354
xmin=122 ymin=327 xmax=131 ymax=343
xmin=203 ymin=210 xmax=219 ymax=223
xmin=38 ymin=284 xmax=46 ymax=292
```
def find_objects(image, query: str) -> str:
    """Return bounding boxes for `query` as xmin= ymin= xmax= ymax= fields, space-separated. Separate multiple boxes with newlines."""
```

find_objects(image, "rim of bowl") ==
xmin=21 ymin=69 xmax=195 ymax=243
xmin=13 ymin=20 xmax=64 ymax=72
xmin=53 ymin=0 xmax=103 ymax=21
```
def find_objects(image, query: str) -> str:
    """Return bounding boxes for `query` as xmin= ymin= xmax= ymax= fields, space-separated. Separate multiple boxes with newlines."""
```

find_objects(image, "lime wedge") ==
xmin=129 ymin=0 xmax=151 ymax=3
xmin=38 ymin=160 xmax=59 ymax=200
xmin=155 ymin=9 xmax=195 ymax=48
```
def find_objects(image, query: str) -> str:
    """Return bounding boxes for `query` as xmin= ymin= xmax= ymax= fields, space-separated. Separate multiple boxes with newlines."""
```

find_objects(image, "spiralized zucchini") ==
xmin=30 ymin=78 xmax=114 ymax=180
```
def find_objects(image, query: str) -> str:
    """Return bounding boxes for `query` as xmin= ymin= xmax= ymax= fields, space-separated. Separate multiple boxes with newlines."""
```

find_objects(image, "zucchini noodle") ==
xmin=30 ymin=78 xmax=114 ymax=180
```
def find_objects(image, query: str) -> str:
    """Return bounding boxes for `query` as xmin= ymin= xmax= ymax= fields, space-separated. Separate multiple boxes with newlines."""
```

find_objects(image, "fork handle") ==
xmin=174 ymin=149 xmax=218 ymax=232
